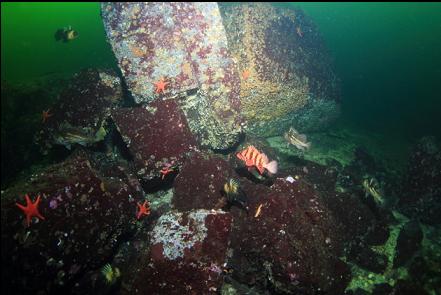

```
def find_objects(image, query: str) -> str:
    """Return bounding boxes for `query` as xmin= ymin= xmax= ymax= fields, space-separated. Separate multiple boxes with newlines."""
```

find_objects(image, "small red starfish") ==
xmin=42 ymin=109 xmax=53 ymax=123
xmin=154 ymin=77 xmax=169 ymax=94
xmin=136 ymin=200 xmax=151 ymax=219
xmin=160 ymin=166 xmax=174 ymax=180
xmin=242 ymin=69 xmax=251 ymax=80
xmin=16 ymin=194 xmax=45 ymax=227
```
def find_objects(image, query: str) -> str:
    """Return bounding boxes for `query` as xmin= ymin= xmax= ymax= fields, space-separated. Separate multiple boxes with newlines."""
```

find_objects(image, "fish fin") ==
xmin=290 ymin=127 xmax=300 ymax=135
xmin=264 ymin=160 xmax=278 ymax=174
xmin=297 ymin=133 xmax=307 ymax=142
xmin=305 ymin=141 xmax=312 ymax=150
xmin=294 ymin=143 xmax=304 ymax=150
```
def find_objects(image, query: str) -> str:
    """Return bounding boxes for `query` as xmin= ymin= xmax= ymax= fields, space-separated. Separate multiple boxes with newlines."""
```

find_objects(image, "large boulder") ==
xmin=101 ymin=2 xmax=243 ymax=150
xmin=111 ymin=100 xmax=199 ymax=181
xmin=398 ymin=136 xmax=441 ymax=225
xmin=219 ymin=3 xmax=341 ymax=137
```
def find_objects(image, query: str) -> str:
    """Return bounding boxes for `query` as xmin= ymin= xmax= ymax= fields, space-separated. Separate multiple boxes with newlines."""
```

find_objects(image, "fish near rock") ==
xmin=222 ymin=178 xmax=249 ymax=212
xmin=362 ymin=176 xmax=385 ymax=207
xmin=284 ymin=127 xmax=311 ymax=151
xmin=236 ymin=145 xmax=278 ymax=175
xmin=54 ymin=25 xmax=79 ymax=42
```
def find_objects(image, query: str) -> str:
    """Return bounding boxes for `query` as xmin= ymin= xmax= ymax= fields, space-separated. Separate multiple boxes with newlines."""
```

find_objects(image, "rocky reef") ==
xmin=2 ymin=2 xmax=439 ymax=295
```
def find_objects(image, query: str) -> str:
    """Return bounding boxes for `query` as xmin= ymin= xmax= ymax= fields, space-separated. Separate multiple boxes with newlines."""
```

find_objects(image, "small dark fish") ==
xmin=54 ymin=25 xmax=79 ymax=43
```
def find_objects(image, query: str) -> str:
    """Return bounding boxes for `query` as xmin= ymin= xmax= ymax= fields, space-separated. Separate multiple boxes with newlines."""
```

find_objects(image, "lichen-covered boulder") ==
xmin=111 ymin=100 xmax=199 ymax=181
xmin=35 ymin=68 xmax=123 ymax=153
xmin=398 ymin=136 xmax=441 ymax=225
xmin=219 ymin=3 xmax=340 ymax=137
xmin=0 ymin=150 xmax=143 ymax=294
xmin=132 ymin=209 xmax=232 ymax=294
xmin=101 ymin=2 xmax=243 ymax=149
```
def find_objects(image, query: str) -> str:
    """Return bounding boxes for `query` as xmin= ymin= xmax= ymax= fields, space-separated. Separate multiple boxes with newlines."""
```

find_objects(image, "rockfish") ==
xmin=284 ymin=127 xmax=311 ymax=151
xmin=236 ymin=145 xmax=278 ymax=175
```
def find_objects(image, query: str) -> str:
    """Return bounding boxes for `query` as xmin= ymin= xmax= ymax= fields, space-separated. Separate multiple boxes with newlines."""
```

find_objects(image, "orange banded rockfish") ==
xmin=236 ymin=145 xmax=278 ymax=175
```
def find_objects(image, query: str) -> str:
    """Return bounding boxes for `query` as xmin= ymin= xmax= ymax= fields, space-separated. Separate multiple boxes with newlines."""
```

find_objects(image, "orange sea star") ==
xmin=42 ymin=109 xmax=53 ymax=123
xmin=136 ymin=200 xmax=151 ymax=219
xmin=16 ymin=194 xmax=45 ymax=227
xmin=242 ymin=69 xmax=251 ymax=80
xmin=154 ymin=77 xmax=169 ymax=94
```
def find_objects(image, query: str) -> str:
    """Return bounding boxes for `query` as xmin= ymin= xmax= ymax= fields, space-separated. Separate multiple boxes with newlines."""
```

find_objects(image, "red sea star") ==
xmin=154 ymin=77 xmax=169 ymax=94
xmin=242 ymin=69 xmax=251 ymax=80
xmin=16 ymin=194 xmax=45 ymax=227
xmin=136 ymin=200 xmax=151 ymax=219
xmin=160 ymin=166 xmax=174 ymax=180
xmin=42 ymin=109 xmax=53 ymax=123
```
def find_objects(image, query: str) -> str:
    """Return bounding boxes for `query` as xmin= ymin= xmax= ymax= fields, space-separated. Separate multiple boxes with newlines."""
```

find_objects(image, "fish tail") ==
xmin=264 ymin=160 xmax=278 ymax=174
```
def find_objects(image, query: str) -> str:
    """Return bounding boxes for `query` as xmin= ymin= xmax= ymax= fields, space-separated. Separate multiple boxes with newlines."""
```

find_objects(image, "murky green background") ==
xmin=2 ymin=2 xmax=441 ymax=138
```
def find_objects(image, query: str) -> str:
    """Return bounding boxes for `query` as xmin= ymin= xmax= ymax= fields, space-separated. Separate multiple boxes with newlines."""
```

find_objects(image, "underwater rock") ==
xmin=131 ymin=209 xmax=232 ymax=294
xmin=101 ymin=2 xmax=243 ymax=149
xmin=347 ymin=242 xmax=388 ymax=273
xmin=219 ymin=3 xmax=340 ymax=137
xmin=35 ymin=68 xmax=123 ymax=153
xmin=229 ymin=177 xmax=351 ymax=294
xmin=1 ymin=75 xmax=67 ymax=186
xmin=173 ymin=151 xmax=239 ymax=211
xmin=111 ymin=100 xmax=199 ymax=181
xmin=0 ymin=149 xmax=143 ymax=294
xmin=398 ymin=136 xmax=441 ymax=225
xmin=393 ymin=220 xmax=423 ymax=268
xmin=280 ymin=160 xmax=391 ymax=245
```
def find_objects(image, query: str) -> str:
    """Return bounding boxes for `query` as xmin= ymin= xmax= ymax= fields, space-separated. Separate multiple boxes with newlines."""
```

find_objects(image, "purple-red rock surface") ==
xmin=173 ymin=152 xmax=238 ymax=211
xmin=1 ymin=150 xmax=144 ymax=294
xmin=111 ymin=100 xmax=199 ymax=181
xmin=35 ymin=68 xmax=122 ymax=153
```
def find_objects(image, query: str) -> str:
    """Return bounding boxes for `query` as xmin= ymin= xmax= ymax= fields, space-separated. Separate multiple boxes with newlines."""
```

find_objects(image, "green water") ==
xmin=1 ymin=2 xmax=116 ymax=81
xmin=2 ymin=2 xmax=440 ymax=140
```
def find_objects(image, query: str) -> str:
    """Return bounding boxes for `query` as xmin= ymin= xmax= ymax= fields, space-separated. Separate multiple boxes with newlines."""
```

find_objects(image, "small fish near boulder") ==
xmin=35 ymin=68 xmax=123 ymax=154
xmin=0 ymin=149 xmax=143 ymax=294
xmin=173 ymin=151 xmax=239 ymax=211
xmin=54 ymin=25 xmax=79 ymax=43
xmin=284 ymin=127 xmax=312 ymax=151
